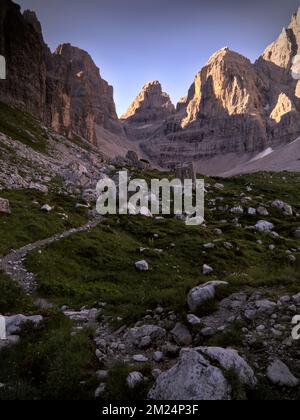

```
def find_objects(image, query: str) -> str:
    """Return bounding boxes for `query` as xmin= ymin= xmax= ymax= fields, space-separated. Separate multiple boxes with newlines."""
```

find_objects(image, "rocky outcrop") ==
xmin=148 ymin=348 xmax=231 ymax=400
xmin=122 ymin=81 xmax=175 ymax=123
xmin=0 ymin=0 xmax=123 ymax=155
xmin=48 ymin=43 xmax=120 ymax=144
xmin=0 ymin=0 xmax=48 ymax=119
xmin=121 ymin=81 xmax=175 ymax=142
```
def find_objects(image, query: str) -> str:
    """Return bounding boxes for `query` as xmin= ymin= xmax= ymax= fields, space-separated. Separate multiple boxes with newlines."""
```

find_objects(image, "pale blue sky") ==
xmin=17 ymin=0 xmax=300 ymax=116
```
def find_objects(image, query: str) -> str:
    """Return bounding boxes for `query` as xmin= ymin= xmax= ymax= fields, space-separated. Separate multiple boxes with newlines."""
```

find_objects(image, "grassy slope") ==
xmin=0 ymin=102 xmax=51 ymax=154
xmin=0 ymin=189 xmax=89 ymax=256
xmin=25 ymin=171 xmax=300 ymax=324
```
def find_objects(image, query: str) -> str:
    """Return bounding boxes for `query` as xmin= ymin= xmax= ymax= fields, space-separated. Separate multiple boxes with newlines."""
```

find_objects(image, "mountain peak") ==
xmin=121 ymin=81 xmax=175 ymax=123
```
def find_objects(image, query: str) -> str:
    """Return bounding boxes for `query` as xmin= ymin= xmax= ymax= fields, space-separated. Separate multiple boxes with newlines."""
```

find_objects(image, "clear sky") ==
xmin=17 ymin=0 xmax=300 ymax=116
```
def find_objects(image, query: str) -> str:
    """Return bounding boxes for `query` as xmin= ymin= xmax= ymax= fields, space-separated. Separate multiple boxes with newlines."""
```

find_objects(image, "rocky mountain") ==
xmin=132 ymin=8 xmax=300 ymax=173
xmin=121 ymin=80 xmax=175 ymax=123
xmin=121 ymin=80 xmax=175 ymax=141
xmin=0 ymin=0 xmax=135 ymax=158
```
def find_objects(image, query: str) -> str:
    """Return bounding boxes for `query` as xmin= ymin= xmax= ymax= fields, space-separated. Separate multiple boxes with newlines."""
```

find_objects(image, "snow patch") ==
xmin=249 ymin=147 xmax=274 ymax=163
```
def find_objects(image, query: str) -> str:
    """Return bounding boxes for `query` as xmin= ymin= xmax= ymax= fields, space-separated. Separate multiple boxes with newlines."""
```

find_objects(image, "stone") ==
xmin=126 ymin=325 xmax=166 ymax=348
xmin=171 ymin=323 xmax=193 ymax=346
xmin=162 ymin=343 xmax=180 ymax=358
xmin=135 ymin=260 xmax=149 ymax=271
xmin=294 ymin=228 xmax=300 ymax=238
xmin=255 ymin=300 xmax=276 ymax=314
xmin=127 ymin=372 xmax=144 ymax=389
xmin=148 ymin=348 xmax=231 ymax=400
xmin=187 ymin=281 xmax=228 ymax=312
xmin=5 ymin=315 xmax=43 ymax=335
xmin=272 ymin=200 xmax=293 ymax=216
xmin=198 ymin=347 xmax=257 ymax=387
xmin=267 ymin=359 xmax=299 ymax=387
xmin=255 ymin=220 xmax=274 ymax=232
xmin=153 ymin=351 xmax=164 ymax=363
xmin=292 ymin=292 xmax=300 ymax=304
xmin=187 ymin=314 xmax=201 ymax=326
xmin=41 ymin=204 xmax=52 ymax=212
xmin=0 ymin=198 xmax=11 ymax=214
xmin=139 ymin=336 xmax=152 ymax=349
xmin=203 ymin=264 xmax=214 ymax=275
xmin=257 ymin=206 xmax=269 ymax=216
xmin=231 ymin=206 xmax=244 ymax=215
xmin=95 ymin=370 xmax=109 ymax=380
xmin=95 ymin=383 xmax=106 ymax=398
xmin=132 ymin=354 xmax=149 ymax=363
xmin=201 ymin=327 xmax=215 ymax=337
xmin=223 ymin=242 xmax=233 ymax=250
xmin=248 ymin=207 xmax=257 ymax=216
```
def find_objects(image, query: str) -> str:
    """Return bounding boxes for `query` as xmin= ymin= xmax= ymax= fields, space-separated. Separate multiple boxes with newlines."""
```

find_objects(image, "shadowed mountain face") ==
xmin=120 ymin=7 xmax=300 ymax=172
xmin=0 ymin=0 xmax=125 ymax=155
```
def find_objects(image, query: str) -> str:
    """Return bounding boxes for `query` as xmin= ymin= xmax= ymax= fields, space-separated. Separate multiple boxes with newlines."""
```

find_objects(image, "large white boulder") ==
xmin=267 ymin=359 xmax=299 ymax=387
xmin=148 ymin=348 xmax=231 ymax=400
xmin=187 ymin=281 xmax=228 ymax=312
xmin=198 ymin=347 xmax=257 ymax=387
xmin=255 ymin=220 xmax=274 ymax=232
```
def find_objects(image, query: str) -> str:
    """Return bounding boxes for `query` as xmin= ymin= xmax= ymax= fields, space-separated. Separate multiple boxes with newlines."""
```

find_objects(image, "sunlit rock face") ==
xmin=48 ymin=43 xmax=120 ymax=144
xmin=121 ymin=80 xmax=175 ymax=123
xmin=140 ymin=8 xmax=300 ymax=169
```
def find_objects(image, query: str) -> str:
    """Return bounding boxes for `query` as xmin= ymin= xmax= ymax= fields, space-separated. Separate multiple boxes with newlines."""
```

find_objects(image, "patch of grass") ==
xmin=0 ymin=313 xmax=96 ymax=400
xmin=0 ymin=189 xmax=88 ymax=256
xmin=206 ymin=321 xmax=244 ymax=348
xmin=100 ymin=362 xmax=150 ymax=400
xmin=0 ymin=271 xmax=33 ymax=314
xmin=0 ymin=102 xmax=50 ymax=154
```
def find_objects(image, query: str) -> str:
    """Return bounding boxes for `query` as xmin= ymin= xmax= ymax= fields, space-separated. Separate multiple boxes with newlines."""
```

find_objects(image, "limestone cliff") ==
xmin=0 ymin=0 xmax=123 ymax=154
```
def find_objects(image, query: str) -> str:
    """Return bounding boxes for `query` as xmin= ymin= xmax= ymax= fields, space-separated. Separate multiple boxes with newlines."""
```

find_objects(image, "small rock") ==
xmin=153 ymin=351 xmax=164 ymax=363
xmin=187 ymin=314 xmax=201 ymax=325
xmin=135 ymin=260 xmax=149 ymax=271
xmin=132 ymin=354 xmax=149 ymax=363
xmin=127 ymin=372 xmax=144 ymax=389
xmin=0 ymin=198 xmax=11 ymax=214
xmin=257 ymin=206 xmax=269 ymax=216
xmin=203 ymin=264 xmax=214 ymax=275
xmin=41 ymin=204 xmax=52 ymax=212
xmin=95 ymin=383 xmax=106 ymax=398
xmin=255 ymin=220 xmax=274 ymax=232
xmin=171 ymin=323 xmax=193 ymax=346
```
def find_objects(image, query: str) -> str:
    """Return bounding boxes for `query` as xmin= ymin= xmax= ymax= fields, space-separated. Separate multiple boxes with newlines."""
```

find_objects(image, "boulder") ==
xmin=5 ymin=315 xmax=43 ymax=335
xmin=187 ymin=281 xmax=228 ymax=312
xmin=148 ymin=348 xmax=231 ymax=400
xmin=198 ymin=347 xmax=257 ymax=387
xmin=135 ymin=260 xmax=149 ymax=271
xmin=272 ymin=200 xmax=293 ymax=216
xmin=171 ymin=323 xmax=193 ymax=346
xmin=126 ymin=325 xmax=166 ymax=348
xmin=0 ymin=198 xmax=11 ymax=214
xmin=267 ymin=359 xmax=299 ymax=387
xmin=255 ymin=220 xmax=274 ymax=232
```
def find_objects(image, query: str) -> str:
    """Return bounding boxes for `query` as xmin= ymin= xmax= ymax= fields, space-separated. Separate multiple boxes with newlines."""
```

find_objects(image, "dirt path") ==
xmin=0 ymin=217 xmax=104 ymax=294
